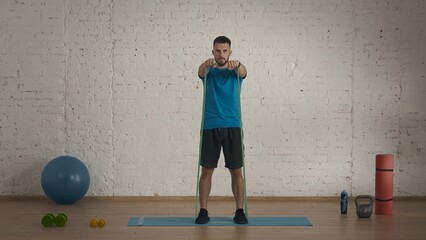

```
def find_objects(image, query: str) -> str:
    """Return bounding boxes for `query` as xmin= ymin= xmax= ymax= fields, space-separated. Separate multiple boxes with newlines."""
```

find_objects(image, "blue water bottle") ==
xmin=341 ymin=190 xmax=348 ymax=214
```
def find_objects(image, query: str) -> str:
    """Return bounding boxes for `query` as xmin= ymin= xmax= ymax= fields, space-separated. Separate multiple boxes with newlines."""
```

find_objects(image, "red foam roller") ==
xmin=375 ymin=154 xmax=394 ymax=215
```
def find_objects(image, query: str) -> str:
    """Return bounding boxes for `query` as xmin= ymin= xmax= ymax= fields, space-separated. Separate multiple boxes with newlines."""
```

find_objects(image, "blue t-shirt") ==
xmin=199 ymin=67 xmax=245 ymax=129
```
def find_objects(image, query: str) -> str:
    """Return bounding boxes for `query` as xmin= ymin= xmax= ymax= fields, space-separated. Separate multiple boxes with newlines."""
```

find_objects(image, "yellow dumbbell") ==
xmin=90 ymin=218 xmax=98 ymax=227
xmin=97 ymin=219 xmax=106 ymax=227
xmin=89 ymin=218 xmax=106 ymax=228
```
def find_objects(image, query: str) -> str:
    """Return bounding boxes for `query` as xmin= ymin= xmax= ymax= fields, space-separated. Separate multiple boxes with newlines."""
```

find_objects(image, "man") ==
xmin=196 ymin=36 xmax=248 ymax=224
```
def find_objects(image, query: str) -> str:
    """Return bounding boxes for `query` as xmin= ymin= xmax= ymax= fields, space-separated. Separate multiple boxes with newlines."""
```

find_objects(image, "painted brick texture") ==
xmin=0 ymin=0 xmax=425 ymax=197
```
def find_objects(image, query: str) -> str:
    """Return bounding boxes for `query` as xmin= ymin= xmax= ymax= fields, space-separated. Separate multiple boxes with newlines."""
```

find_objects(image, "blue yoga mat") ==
xmin=128 ymin=216 xmax=312 ymax=227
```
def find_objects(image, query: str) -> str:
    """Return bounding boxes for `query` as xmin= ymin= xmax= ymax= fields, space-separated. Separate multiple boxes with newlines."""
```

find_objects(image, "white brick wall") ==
xmin=0 ymin=0 xmax=425 ymax=197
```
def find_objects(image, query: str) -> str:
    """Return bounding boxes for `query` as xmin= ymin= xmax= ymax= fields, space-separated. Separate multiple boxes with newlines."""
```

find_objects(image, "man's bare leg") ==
xmin=196 ymin=167 xmax=214 ymax=224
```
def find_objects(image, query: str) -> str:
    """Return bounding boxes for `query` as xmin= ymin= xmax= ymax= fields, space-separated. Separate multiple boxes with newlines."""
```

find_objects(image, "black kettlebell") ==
xmin=355 ymin=195 xmax=374 ymax=218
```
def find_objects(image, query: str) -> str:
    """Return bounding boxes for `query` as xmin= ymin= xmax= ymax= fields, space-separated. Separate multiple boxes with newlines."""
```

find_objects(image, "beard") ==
xmin=215 ymin=57 xmax=228 ymax=67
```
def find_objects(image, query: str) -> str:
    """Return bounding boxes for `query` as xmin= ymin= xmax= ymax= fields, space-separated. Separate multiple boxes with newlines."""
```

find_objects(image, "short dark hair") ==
xmin=213 ymin=36 xmax=231 ymax=47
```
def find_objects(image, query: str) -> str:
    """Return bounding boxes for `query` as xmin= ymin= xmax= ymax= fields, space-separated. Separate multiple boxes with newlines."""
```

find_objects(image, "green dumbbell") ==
xmin=41 ymin=213 xmax=55 ymax=227
xmin=54 ymin=213 xmax=68 ymax=227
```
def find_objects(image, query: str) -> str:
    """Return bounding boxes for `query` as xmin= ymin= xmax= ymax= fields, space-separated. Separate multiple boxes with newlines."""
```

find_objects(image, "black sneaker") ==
xmin=195 ymin=208 xmax=210 ymax=224
xmin=233 ymin=208 xmax=248 ymax=224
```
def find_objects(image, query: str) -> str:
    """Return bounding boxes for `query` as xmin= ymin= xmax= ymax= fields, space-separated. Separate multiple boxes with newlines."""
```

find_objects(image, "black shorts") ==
xmin=200 ymin=127 xmax=243 ymax=169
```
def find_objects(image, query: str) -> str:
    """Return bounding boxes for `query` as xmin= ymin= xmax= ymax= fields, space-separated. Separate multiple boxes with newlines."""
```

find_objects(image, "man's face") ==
xmin=212 ymin=43 xmax=232 ymax=67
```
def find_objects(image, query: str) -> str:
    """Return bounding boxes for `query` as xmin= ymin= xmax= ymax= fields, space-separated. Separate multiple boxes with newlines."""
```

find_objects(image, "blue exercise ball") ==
xmin=41 ymin=155 xmax=90 ymax=204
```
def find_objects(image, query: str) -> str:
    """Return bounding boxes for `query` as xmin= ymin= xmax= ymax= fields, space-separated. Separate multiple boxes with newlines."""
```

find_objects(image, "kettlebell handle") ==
xmin=355 ymin=195 xmax=374 ymax=207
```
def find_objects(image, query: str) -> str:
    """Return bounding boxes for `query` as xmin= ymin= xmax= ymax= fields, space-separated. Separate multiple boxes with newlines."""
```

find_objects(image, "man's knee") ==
xmin=201 ymin=167 xmax=214 ymax=179
xmin=229 ymin=168 xmax=243 ymax=179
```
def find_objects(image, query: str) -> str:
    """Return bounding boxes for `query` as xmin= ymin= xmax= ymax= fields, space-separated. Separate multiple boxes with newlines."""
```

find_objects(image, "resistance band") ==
xmin=236 ymin=70 xmax=248 ymax=218
xmin=195 ymin=69 xmax=248 ymax=218
xmin=194 ymin=71 xmax=207 ymax=218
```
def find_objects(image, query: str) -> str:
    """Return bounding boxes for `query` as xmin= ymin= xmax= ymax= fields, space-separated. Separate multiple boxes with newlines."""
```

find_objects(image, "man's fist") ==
xmin=205 ymin=58 xmax=217 ymax=68
xmin=227 ymin=60 xmax=240 ymax=70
